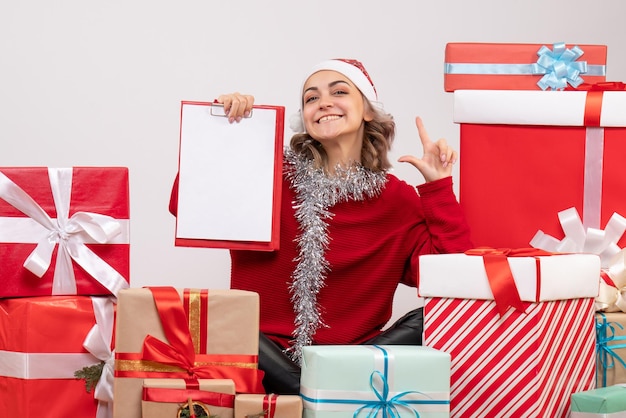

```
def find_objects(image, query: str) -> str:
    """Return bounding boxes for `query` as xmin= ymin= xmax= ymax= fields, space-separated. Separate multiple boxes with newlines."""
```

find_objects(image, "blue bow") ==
xmin=352 ymin=369 xmax=421 ymax=417
xmin=532 ymin=42 xmax=588 ymax=90
xmin=595 ymin=313 xmax=626 ymax=387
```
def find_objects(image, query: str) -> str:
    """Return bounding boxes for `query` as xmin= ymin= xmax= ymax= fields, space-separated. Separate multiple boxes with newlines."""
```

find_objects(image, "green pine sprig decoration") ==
xmin=74 ymin=361 xmax=105 ymax=393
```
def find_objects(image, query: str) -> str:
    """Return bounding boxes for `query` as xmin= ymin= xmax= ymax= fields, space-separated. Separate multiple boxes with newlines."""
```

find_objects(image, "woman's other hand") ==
xmin=216 ymin=92 xmax=255 ymax=123
xmin=398 ymin=116 xmax=457 ymax=182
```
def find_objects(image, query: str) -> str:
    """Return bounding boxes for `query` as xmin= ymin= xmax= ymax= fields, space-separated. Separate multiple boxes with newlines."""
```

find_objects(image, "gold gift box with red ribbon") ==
xmin=113 ymin=287 xmax=264 ymax=418
xmin=142 ymin=378 xmax=236 ymax=418
xmin=234 ymin=393 xmax=303 ymax=418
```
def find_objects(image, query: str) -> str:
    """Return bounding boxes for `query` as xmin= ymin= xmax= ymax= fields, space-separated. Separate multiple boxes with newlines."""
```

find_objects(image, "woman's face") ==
xmin=301 ymin=70 xmax=371 ymax=144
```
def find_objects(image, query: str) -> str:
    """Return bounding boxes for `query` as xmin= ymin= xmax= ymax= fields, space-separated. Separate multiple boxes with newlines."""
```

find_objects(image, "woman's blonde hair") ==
xmin=289 ymin=99 xmax=395 ymax=173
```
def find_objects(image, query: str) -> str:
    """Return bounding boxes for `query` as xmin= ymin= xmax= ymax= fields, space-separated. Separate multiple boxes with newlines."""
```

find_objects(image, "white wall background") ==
xmin=2 ymin=0 xmax=625 ymax=324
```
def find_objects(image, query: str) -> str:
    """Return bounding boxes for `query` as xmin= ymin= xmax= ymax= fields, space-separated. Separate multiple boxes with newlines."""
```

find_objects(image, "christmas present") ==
xmin=234 ymin=393 xmax=303 ymax=418
xmin=454 ymin=84 xmax=626 ymax=250
xmin=597 ymin=312 xmax=626 ymax=387
xmin=114 ymin=287 xmax=265 ymax=418
xmin=300 ymin=345 xmax=450 ymax=418
xmin=0 ymin=167 xmax=130 ymax=297
xmin=570 ymin=385 xmax=626 ymax=417
xmin=419 ymin=250 xmax=601 ymax=418
xmin=444 ymin=42 xmax=607 ymax=91
xmin=0 ymin=295 xmax=115 ymax=418
xmin=141 ymin=378 xmax=235 ymax=418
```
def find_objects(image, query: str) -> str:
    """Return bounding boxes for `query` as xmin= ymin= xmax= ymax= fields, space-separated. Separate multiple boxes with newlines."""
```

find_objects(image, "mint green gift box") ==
xmin=300 ymin=345 xmax=450 ymax=417
xmin=570 ymin=385 xmax=626 ymax=417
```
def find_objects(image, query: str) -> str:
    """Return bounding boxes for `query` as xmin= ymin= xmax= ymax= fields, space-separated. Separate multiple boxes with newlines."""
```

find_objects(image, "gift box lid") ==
xmin=418 ymin=252 xmax=600 ymax=301
xmin=571 ymin=384 xmax=626 ymax=413
xmin=453 ymin=89 xmax=626 ymax=127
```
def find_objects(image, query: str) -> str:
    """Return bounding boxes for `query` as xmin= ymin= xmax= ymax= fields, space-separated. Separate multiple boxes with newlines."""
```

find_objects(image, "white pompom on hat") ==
xmin=289 ymin=58 xmax=383 ymax=133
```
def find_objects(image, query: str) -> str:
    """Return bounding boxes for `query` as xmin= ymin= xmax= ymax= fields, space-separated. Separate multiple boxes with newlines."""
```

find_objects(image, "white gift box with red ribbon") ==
xmin=419 ymin=251 xmax=600 ymax=417
xmin=454 ymin=86 xmax=626 ymax=251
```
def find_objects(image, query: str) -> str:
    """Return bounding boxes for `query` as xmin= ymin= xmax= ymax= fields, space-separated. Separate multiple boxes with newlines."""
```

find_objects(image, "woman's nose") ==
xmin=318 ymin=93 xmax=333 ymax=108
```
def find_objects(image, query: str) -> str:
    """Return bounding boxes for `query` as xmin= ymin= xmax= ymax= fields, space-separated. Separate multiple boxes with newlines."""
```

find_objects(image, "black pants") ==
xmin=258 ymin=307 xmax=424 ymax=394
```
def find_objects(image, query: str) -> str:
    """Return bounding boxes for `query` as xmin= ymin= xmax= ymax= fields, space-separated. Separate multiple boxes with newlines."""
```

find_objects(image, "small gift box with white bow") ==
xmin=0 ymin=167 xmax=130 ymax=298
xmin=0 ymin=295 xmax=116 ymax=417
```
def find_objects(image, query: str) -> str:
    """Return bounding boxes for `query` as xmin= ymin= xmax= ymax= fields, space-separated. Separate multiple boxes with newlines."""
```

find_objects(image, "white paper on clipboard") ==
xmin=175 ymin=101 xmax=284 ymax=250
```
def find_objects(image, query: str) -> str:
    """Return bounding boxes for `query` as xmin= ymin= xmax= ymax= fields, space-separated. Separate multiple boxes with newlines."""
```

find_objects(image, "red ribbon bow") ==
xmin=465 ymin=247 xmax=554 ymax=317
xmin=140 ymin=287 xmax=265 ymax=393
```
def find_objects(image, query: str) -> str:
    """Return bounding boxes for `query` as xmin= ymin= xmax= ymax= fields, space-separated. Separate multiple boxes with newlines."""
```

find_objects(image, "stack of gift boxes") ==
xmin=416 ymin=41 xmax=626 ymax=417
xmin=0 ymin=167 xmax=130 ymax=417
xmin=0 ymin=169 xmax=306 ymax=418
xmin=4 ymin=42 xmax=626 ymax=418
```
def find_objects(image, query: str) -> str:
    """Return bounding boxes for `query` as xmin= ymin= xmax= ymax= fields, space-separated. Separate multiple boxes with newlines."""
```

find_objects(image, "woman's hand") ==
xmin=216 ymin=93 xmax=255 ymax=123
xmin=398 ymin=116 xmax=457 ymax=182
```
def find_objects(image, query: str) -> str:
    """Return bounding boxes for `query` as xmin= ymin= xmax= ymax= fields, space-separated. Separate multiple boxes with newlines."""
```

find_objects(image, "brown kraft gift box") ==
xmin=113 ymin=287 xmax=264 ymax=418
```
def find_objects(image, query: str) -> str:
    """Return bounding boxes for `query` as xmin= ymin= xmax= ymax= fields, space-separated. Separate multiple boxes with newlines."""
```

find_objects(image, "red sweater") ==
xmin=170 ymin=172 xmax=472 ymax=349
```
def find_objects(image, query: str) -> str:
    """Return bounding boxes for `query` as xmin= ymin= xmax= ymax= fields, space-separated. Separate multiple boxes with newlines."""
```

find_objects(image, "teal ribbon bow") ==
xmin=533 ymin=42 xmax=588 ymax=90
xmin=353 ymin=345 xmax=433 ymax=418
xmin=596 ymin=312 xmax=626 ymax=387
xmin=352 ymin=369 xmax=420 ymax=417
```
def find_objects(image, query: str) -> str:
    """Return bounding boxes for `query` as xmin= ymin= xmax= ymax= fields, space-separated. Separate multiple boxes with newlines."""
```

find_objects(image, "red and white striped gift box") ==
xmin=419 ymin=251 xmax=601 ymax=418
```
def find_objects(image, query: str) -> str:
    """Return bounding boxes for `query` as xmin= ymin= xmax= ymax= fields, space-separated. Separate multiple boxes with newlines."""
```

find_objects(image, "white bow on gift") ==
xmin=0 ymin=168 xmax=129 ymax=296
xmin=83 ymin=297 xmax=116 ymax=418
xmin=531 ymin=207 xmax=626 ymax=311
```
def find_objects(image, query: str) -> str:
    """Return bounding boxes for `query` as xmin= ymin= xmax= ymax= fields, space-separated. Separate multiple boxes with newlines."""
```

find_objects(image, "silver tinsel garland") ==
xmin=284 ymin=149 xmax=388 ymax=364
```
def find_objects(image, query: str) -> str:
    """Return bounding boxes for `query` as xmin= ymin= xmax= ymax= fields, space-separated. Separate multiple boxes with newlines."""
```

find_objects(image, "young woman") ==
xmin=170 ymin=58 xmax=473 ymax=394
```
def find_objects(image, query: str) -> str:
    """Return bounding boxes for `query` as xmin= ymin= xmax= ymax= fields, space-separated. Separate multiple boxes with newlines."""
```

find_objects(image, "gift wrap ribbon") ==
xmin=444 ymin=42 xmax=606 ymax=90
xmin=262 ymin=393 xmax=279 ymax=418
xmin=576 ymin=81 xmax=626 ymax=232
xmin=596 ymin=313 xmax=626 ymax=388
xmin=114 ymin=287 xmax=265 ymax=394
xmin=531 ymin=207 xmax=626 ymax=312
xmin=0 ymin=168 xmax=129 ymax=296
xmin=464 ymin=247 xmax=554 ymax=317
xmin=530 ymin=82 xmax=626 ymax=311
xmin=0 ymin=297 xmax=115 ymax=418
xmin=530 ymin=81 xmax=626 ymax=244
xmin=142 ymin=385 xmax=235 ymax=408
xmin=300 ymin=345 xmax=450 ymax=417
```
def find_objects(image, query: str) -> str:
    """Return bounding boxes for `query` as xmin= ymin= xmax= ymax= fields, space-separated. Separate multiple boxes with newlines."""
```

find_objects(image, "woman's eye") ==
xmin=304 ymin=95 xmax=318 ymax=104
xmin=333 ymin=90 xmax=348 ymax=96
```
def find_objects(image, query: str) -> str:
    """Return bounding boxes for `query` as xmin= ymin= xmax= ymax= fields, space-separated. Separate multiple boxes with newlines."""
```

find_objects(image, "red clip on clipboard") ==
xmin=175 ymin=101 xmax=285 ymax=251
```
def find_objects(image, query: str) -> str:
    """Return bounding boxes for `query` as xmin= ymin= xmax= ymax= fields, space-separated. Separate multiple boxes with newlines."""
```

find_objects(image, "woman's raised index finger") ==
xmin=415 ymin=116 xmax=431 ymax=147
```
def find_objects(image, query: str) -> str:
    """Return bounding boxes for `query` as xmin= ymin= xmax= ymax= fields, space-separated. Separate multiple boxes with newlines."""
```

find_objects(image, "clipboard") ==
xmin=174 ymin=101 xmax=285 ymax=251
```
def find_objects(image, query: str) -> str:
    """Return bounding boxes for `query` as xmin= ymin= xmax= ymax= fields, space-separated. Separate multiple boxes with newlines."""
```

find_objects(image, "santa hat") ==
xmin=289 ymin=58 xmax=383 ymax=133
